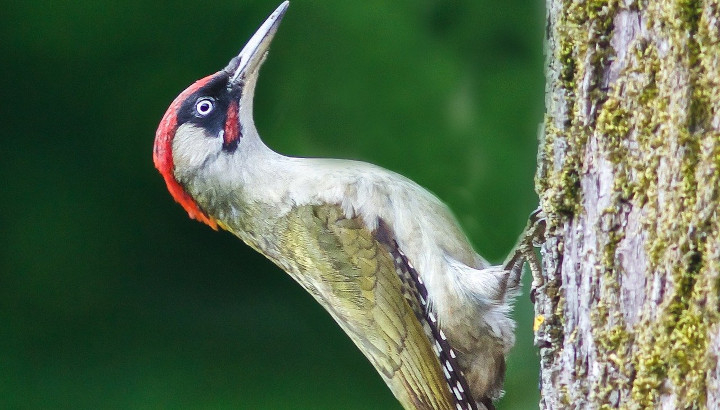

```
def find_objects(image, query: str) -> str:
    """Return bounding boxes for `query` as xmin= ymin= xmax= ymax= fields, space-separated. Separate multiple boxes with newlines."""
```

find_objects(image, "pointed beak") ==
xmin=225 ymin=1 xmax=289 ymax=87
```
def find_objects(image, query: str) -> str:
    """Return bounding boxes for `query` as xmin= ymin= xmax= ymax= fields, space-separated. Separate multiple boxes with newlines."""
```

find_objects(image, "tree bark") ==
xmin=534 ymin=0 xmax=720 ymax=408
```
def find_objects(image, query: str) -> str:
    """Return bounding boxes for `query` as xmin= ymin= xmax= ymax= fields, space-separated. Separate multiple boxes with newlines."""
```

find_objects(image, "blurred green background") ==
xmin=1 ymin=0 xmax=544 ymax=408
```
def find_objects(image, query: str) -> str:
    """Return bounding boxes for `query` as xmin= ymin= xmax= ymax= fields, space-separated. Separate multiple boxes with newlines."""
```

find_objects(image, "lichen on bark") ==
xmin=535 ymin=0 xmax=720 ymax=408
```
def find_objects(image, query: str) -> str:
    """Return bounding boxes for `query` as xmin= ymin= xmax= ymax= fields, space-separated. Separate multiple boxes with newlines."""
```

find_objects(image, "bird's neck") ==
xmin=180 ymin=124 xmax=295 ymax=230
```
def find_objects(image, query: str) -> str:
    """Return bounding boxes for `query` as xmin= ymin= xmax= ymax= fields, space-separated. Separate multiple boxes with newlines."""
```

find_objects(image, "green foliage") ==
xmin=0 ymin=1 xmax=543 ymax=408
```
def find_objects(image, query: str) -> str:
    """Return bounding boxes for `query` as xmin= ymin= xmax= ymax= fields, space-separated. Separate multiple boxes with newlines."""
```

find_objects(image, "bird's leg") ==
xmin=503 ymin=208 xmax=546 ymax=297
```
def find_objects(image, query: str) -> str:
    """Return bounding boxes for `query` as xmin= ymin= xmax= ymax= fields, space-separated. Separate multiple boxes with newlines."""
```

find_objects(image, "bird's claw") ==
xmin=503 ymin=208 xmax=546 ymax=293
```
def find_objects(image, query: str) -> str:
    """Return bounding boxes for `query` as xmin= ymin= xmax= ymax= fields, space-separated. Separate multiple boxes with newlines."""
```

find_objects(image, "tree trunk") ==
xmin=534 ymin=0 xmax=720 ymax=408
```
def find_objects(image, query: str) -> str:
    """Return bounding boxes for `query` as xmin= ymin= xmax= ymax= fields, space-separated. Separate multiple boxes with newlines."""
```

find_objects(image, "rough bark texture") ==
xmin=534 ymin=0 xmax=720 ymax=408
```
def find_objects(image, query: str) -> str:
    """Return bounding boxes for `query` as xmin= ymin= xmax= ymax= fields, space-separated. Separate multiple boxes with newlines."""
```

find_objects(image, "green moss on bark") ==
xmin=537 ymin=0 xmax=720 ymax=407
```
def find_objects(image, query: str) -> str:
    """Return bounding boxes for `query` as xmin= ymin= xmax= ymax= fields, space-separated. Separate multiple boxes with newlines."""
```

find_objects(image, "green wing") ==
xmin=272 ymin=204 xmax=455 ymax=410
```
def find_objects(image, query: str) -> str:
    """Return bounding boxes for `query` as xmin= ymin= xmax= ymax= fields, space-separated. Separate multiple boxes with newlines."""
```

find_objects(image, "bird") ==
xmin=153 ymin=2 xmax=542 ymax=409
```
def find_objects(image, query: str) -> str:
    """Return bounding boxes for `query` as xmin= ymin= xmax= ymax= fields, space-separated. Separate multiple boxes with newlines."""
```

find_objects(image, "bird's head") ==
xmin=153 ymin=2 xmax=289 ymax=229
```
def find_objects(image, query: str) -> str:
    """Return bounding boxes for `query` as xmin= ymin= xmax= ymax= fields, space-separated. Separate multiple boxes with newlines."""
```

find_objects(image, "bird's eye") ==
xmin=195 ymin=98 xmax=215 ymax=116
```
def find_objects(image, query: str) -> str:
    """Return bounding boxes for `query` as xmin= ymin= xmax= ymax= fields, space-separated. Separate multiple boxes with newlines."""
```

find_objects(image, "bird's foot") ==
xmin=503 ymin=208 xmax=546 ymax=298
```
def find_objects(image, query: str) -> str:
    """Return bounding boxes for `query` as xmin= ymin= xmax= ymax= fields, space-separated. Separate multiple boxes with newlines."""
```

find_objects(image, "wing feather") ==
xmin=273 ymin=204 xmax=455 ymax=410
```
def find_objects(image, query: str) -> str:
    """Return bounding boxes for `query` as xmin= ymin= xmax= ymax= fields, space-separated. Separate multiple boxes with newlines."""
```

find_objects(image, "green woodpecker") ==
xmin=154 ymin=2 xmax=541 ymax=409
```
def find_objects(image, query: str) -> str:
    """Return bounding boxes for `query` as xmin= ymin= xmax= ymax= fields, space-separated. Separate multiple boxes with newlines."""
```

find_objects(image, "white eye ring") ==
xmin=195 ymin=98 xmax=215 ymax=116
